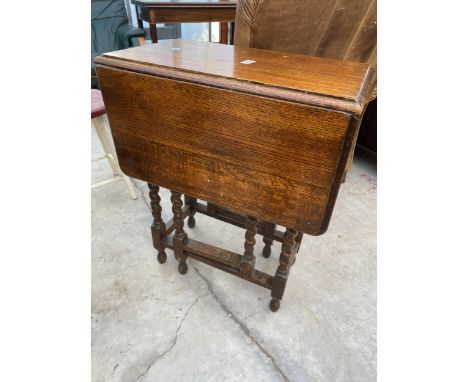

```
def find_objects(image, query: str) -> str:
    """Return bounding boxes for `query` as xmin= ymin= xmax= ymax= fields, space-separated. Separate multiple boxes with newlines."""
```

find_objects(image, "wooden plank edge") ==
xmin=318 ymin=115 xmax=363 ymax=235
xmin=163 ymin=235 xmax=273 ymax=289
xmin=94 ymin=57 xmax=365 ymax=115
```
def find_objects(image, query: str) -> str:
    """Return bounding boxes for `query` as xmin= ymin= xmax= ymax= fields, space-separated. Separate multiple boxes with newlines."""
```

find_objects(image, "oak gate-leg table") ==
xmin=132 ymin=0 xmax=237 ymax=44
xmin=95 ymin=40 xmax=374 ymax=312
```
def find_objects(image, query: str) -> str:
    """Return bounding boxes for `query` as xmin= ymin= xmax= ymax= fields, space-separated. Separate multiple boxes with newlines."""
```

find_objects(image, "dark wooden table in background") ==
xmin=132 ymin=0 xmax=237 ymax=44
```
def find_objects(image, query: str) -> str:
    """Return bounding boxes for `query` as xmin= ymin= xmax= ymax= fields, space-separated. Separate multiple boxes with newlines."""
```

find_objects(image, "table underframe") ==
xmin=134 ymin=4 xmax=236 ymax=44
xmin=148 ymin=184 xmax=304 ymax=312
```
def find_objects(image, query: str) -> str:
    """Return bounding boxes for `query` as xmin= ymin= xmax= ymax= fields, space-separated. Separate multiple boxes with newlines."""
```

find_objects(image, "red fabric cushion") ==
xmin=91 ymin=89 xmax=106 ymax=118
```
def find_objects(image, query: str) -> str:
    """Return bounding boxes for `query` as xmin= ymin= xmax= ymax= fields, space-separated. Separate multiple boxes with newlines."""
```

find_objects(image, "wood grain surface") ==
xmin=139 ymin=6 xmax=235 ymax=23
xmin=95 ymin=40 xmax=373 ymax=108
xmin=95 ymin=40 xmax=373 ymax=235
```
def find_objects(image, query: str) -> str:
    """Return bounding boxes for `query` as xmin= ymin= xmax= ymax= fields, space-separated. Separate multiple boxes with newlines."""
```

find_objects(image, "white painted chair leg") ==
xmin=92 ymin=114 xmax=138 ymax=200
xmin=92 ymin=115 xmax=119 ymax=176
xmin=121 ymin=172 xmax=138 ymax=200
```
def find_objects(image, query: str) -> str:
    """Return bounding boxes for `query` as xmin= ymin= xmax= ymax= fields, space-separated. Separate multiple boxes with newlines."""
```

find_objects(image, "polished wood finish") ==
xmin=270 ymin=228 xmax=298 ymax=312
xmin=97 ymin=69 xmax=345 ymax=233
xmin=155 ymin=191 xmax=299 ymax=303
xmin=163 ymin=204 xmax=190 ymax=235
xmin=184 ymin=195 xmax=197 ymax=228
xmin=96 ymin=40 xmax=372 ymax=311
xmin=229 ymin=21 xmax=235 ymax=44
xmin=219 ymin=20 xmax=229 ymax=44
xmin=148 ymin=184 xmax=167 ymax=264
xmin=132 ymin=0 xmax=236 ymax=43
xmin=140 ymin=6 xmax=235 ymax=22
xmin=149 ymin=23 xmax=158 ymax=43
xmin=95 ymin=40 xmax=373 ymax=235
xmin=97 ymin=40 xmax=372 ymax=109
xmin=162 ymin=235 xmax=274 ymax=289
xmin=240 ymin=216 xmax=257 ymax=275
xmin=171 ymin=191 xmax=189 ymax=274
xmin=261 ymin=221 xmax=276 ymax=259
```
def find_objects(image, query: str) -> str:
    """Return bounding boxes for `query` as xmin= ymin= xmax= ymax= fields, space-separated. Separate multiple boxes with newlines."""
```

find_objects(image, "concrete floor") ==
xmin=91 ymin=127 xmax=377 ymax=382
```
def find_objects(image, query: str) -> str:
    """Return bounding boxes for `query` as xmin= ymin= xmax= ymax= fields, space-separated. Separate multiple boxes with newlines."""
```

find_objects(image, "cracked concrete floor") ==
xmin=91 ymin=127 xmax=377 ymax=382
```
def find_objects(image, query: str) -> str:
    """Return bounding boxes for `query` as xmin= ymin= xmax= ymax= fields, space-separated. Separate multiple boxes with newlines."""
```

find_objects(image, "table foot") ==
xmin=269 ymin=298 xmax=280 ymax=312
xmin=185 ymin=195 xmax=197 ymax=228
xmin=262 ymin=245 xmax=271 ymax=258
xmin=148 ymin=183 xmax=167 ymax=265
xmin=262 ymin=221 xmax=275 ymax=258
xmin=178 ymin=262 xmax=188 ymax=275
xmin=240 ymin=216 xmax=258 ymax=276
xmin=188 ymin=216 xmax=196 ymax=228
xmin=157 ymin=251 xmax=167 ymax=264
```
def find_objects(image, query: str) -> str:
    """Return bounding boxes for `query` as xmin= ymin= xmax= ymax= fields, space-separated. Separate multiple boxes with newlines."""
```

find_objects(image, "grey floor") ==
xmin=91 ymin=127 xmax=377 ymax=382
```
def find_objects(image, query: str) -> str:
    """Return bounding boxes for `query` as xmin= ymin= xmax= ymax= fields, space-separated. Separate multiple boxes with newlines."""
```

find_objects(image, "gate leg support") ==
xmin=262 ymin=221 xmax=276 ymax=258
xmin=240 ymin=216 xmax=258 ymax=275
xmin=171 ymin=191 xmax=189 ymax=274
xmin=148 ymin=183 xmax=167 ymax=264
xmin=184 ymin=195 xmax=197 ymax=228
xmin=270 ymin=228 xmax=298 ymax=312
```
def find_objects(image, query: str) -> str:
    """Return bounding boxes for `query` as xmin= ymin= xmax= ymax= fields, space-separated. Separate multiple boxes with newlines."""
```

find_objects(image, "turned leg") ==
xmin=220 ymin=22 xmax=229 ymax=44
xmin=149 ymin=23 xmax=158 ymax=43
xmin=229 ymin=22 xmax=235 ymax=45
xmin=148 ymin=183 xmax=167 ymax=264
xmin=262 ymin=221 xmax=276 ymax=258
xmin=184 ymin=195 xmax=197 ymax=228
xmin=270 ymin=228 xmax=298 ymax=312
xmin=171 ymin=191 xmax=188 ymax=275
xmin=240 ymin=216 xmax=258 ymax=275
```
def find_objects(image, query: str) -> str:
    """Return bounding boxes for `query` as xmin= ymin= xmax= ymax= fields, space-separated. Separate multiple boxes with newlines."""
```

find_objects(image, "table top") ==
xmin=132 ymin=0 xmax=237 ymax=7
xmin=96 ymin=40 xmax=374 ymax=234
xmin=97 ymin=39 xmax=373 ymax=113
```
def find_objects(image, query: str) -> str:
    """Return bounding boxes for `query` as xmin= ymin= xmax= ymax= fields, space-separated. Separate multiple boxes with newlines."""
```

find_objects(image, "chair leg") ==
xmin=121 ymin=173 xmax=137 ymax=200
xmin=184 ymin=195 xmax=197 ymax=228
xmin=171 ymin=191 xmax=188 ymax=274
xmin=92 ymin=115 xmax=119 ymax=176
xmin=270 ymin=228 xmax=298 ymax=312
xmin=92 ymin=114 xmax=137 ymax=199
xmin=148 ymin=184 xmax=167 ymax=264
